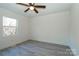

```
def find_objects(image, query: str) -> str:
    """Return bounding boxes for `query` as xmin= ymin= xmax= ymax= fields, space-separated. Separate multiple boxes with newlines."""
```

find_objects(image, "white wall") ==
xmin=69 ymin=4 xmax=79 ymax=55
xmin=30 ymin=11 xmax=70 ymax=45
xmin=0 ymin=8 xmax=29 ymax=50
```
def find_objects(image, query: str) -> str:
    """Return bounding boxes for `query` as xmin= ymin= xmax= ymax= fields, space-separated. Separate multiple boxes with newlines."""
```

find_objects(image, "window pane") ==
xmin=3 ymin=16 xmax=16 ymax=26
xmin=3 ymin=16 xmax=16 ymax=36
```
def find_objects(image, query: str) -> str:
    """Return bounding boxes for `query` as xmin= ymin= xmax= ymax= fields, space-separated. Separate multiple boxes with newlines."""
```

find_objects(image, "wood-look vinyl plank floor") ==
xmin=0 ymin=40 xmax=74 ymax=56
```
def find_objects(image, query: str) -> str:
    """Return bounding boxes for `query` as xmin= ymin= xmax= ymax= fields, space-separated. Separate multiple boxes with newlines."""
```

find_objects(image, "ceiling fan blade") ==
xmin=34 ymin=5 xmax=46 ymax=8
xmin=16 ymin=3 xmax=28 ymax=6
xmin=34 ymin=8 xmax=38 ymax=13
xmin=24 ymin=8 xmax=29 ymax=12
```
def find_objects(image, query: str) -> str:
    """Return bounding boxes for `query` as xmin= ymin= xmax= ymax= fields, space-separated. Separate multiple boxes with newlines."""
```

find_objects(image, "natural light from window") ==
xmin=3 ymin=16 xmax=16 ymax=36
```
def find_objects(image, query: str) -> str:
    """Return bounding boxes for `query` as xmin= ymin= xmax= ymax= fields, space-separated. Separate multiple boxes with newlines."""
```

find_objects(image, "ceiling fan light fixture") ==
xmin=29 ymin=6 xmax=34 ymax=10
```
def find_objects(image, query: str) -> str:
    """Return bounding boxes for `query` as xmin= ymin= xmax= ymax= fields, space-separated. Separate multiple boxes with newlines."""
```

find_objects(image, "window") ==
xmin=3 ymin=16 xmax=16 ymax=36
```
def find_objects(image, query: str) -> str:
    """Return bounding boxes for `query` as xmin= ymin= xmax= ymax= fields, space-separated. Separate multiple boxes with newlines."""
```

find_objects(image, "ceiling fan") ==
xmin=16 ymin=3 xmax=46 ymax=13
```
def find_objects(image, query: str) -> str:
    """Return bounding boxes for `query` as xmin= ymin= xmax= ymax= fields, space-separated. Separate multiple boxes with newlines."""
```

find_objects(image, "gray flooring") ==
xmin=0 ymin=40 xmax=74 ymax=56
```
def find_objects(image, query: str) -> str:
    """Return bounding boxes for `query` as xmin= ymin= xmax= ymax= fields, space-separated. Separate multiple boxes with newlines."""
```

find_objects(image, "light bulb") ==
xmin=30 ymin=6 xmax=34 ymax=10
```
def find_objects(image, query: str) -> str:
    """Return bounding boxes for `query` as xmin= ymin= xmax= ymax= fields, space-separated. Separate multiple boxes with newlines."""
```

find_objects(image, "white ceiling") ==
xmin=0 ymin=3 xmax=72 ymax=17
